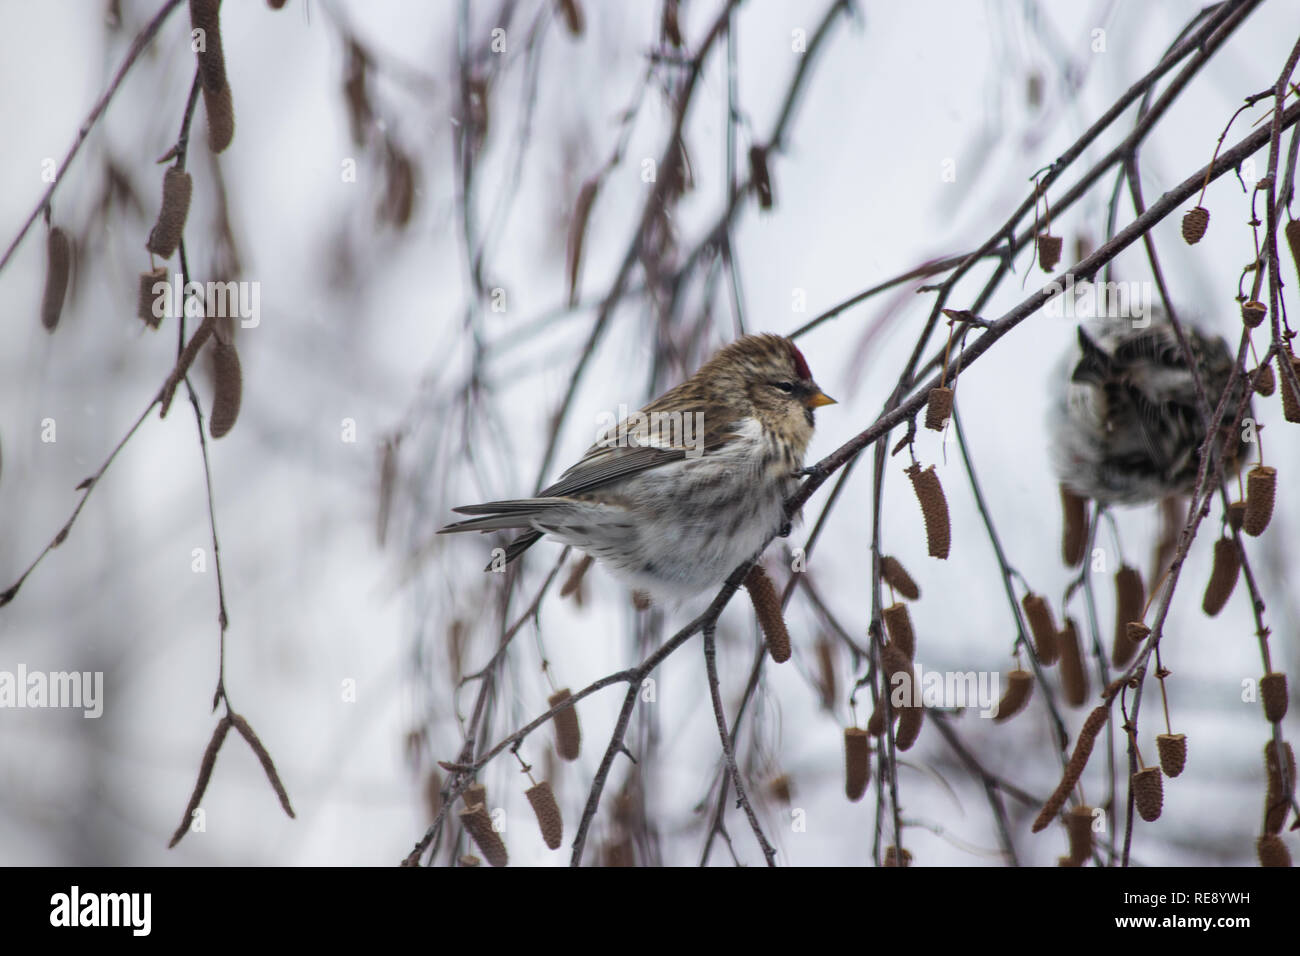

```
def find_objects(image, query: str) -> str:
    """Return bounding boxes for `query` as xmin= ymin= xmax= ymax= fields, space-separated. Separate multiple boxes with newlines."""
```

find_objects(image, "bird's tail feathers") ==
xmin=439 ymin=514 xmax=531 ymax=533
xmin=438 ymin=498 xmax=564 ymax=534
xmin=496 ymin=530 xmax=543 ymax=568
xmin=438 ymin=501 xmax=551 ymax=570
xmin=449 ymin=498 xmax=552 ymax=517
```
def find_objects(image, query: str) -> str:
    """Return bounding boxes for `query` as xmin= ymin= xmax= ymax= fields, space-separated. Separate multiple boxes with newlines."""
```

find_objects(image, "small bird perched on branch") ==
xmin=1050 ymin=310 xmax=1252 ymax=506
xmin=439 ymin=333 xmax=835 ymax=599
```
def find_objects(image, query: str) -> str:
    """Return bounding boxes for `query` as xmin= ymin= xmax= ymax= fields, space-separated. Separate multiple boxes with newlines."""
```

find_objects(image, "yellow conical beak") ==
xmin=805 ymin=390 xmax=837 ymax=409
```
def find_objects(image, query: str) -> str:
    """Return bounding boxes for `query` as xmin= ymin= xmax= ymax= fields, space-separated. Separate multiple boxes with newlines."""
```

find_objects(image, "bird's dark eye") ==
xmin=772 ymin=381 xmax=795 ymax=393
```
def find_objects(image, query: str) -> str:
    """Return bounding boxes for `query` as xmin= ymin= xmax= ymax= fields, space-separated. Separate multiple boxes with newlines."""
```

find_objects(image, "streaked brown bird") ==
xmin=439 ymin=334 xmax=835 ymax=599
xmin=1050 ymin=310 xmax=1252 ymax=577
xmin=1050 ymin=313 xmax=1250 ymax=504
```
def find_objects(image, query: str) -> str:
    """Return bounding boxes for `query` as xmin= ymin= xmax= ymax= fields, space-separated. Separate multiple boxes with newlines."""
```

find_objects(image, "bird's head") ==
xmin=700 ymin=334 xmax=835 ymax=445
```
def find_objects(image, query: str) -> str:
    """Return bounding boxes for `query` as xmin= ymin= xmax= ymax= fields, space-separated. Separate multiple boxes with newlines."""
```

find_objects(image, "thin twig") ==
xmin=702 ymin=623 xmax=776 ymax=865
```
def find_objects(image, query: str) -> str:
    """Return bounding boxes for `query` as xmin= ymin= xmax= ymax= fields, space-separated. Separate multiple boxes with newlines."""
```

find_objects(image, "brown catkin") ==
xmin=878 ymin=639 xmax=920 ymax=749
xmin=924 ymin=386 xmax=953 ymax=431
xmin=1264 ymin=742 xmax=1295 ymax=793
xmin=41 ymin=227 xmax=70 ymax=332
xmin=1202 ymin=537 xmax=1241 ymax=617
xmin=1257 ymin=834 xmax=1293 ymax=867
xmin=881 ymin=555 xmax=920 ymax=600
xmin=565 ymin=178 xmax=598 ymax=307
xmin=557 ymin=0 xmax=584 ymax=36
xmin=745 ymin=565 xmax=791 ymax=663
xmin=459 ymin=803 xmax=507 ymax=867
xmin=548 ymin=688 xmax=581 ymax=761
xmin=1261 ymin=673 xmax=1288 ymax=724
xmin=146 ymin=167 xmax=193 ymax=258
xmin=662 ymin=0 xmax=682 ymax=46
xmin=994 ymin=669 xmax=1033 ymax=722
xmin=467 ymin=76 xmax=489 ymax=141
xmin=559 ymin=554 xmax=593 ymax=599
xmin=1058 ymin=617 xmax=1089 ymax=707
xmin=1241 ymin=300 xmax=1268 ymax=329
xmin=815 ymin=637 xmax=836 ymax=710
xmin=1287 ymin=219 xmax=1300 ymax=282
xmin=1037 ymin=233 xmax=1063 ymax=272
xmin=167 ymin=716 xmax=232 ymax=847
xmin=1112 ymin=566 xmax=1144 ymax=665
xmin=1281 ymin=354 xmax=1300 ymax=423
xmin=1242 ymin=465 xmax=1276 ymax=537
xmin=1265 ymin=742 xmax=1296 ymax=835
xmin=883 ymin=603 xmax=916 ymax=660
xmin=525 ymin=781 xmax=563 ymax=850
xmin=137 ymin=267 xmax=169 ymax=329
xmin=423 ymin=769 xmax=442 ymax=821
xmin=844 ymin=727 xmax=871 ymax=801
xmin=160 ymin=316 xmax=215 ymax=417
xmin=447 ymin=619 xmax=466 ymax=680
xmin=769 ymin=774 xmax=793 ymax=805
xmin=1157 ymin=733 xmax=1187 ymax=778
xmin=226 ymin=697 xmax=296 ymax=821
xmin=379 ymin=146 xmax=415 ymax=227
xmin=189 ymin=0 xmax=226 ymax=91
xmin=883 ymin=846 xmax=912 ymax=867
xmin=462 ymin=782 xmax=487 ymax=810
xmin=204 ymin=81 xmax=235 ymax=153
xmin=882 ymin=643 xmax=923 ymax=749
xmin=1227 ymin=501 xmax=1247 ymax=532
xmin=866 ymin=695 xmax=891 ymax=736
xmin=342 ymin=41 xmax=370 ymax=147
xmin=1022 ymin=593 xmax=1060 ymax=666
xmin=1181 ymin=205 xmax=1209 ymax=244
xmin=1032 ymin=705 xmax=1109 ymax=832
xmin=1060 ymin=485 xmax=1087 ymax=567
xmin=896 ymin=701 xmax=924 ymax=751
xmin=906 ymin=463 xmax=951 ymax=559
xmin=459 ymin=854 xmax=481 ymax=867
xmin=1066 ymin=805 xmax=1095 ymax=864
xmin=1133 ymin=766 xmax=1164 ymax=822
xmin=1254 ymin=364 xmax=1276 ymax=396
xmin=1111 ymin=628 xmax=1138 ymax=667
xmin=749 ymin=145 xmax=773 ymax=210
xmin=209 ymin=341 xmax=242 ymax=439
xmin=602 ymin=837 xmax=635 ymax=867
xmin=882 ymin=642 xmax=911 ymax=682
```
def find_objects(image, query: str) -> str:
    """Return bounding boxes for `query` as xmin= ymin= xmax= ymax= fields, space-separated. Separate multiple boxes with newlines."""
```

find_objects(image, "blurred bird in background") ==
xmin=1052 ymin=312 xmax=1250 ymax=504
xmin=1049 ymin=307 xmax=1252 ymax=577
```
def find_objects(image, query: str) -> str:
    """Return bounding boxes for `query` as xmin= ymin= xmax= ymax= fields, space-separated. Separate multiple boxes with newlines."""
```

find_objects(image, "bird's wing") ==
xmin=438 ymin=445 xmax=706 ymax=532
xmin=539 ymin=414 xmax=740 ymax=498
xmin=538 ymin=444 xmax=689 ymax=497
xmin=437 ymin=448 xmax=680 ymax=518
xmin=441 ymin=405 xmax=746 ymax=531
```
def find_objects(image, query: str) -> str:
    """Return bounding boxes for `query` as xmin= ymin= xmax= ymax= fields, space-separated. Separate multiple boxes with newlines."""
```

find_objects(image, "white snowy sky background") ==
xmin=0 ymin=0 xmax=1297 ymax=866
